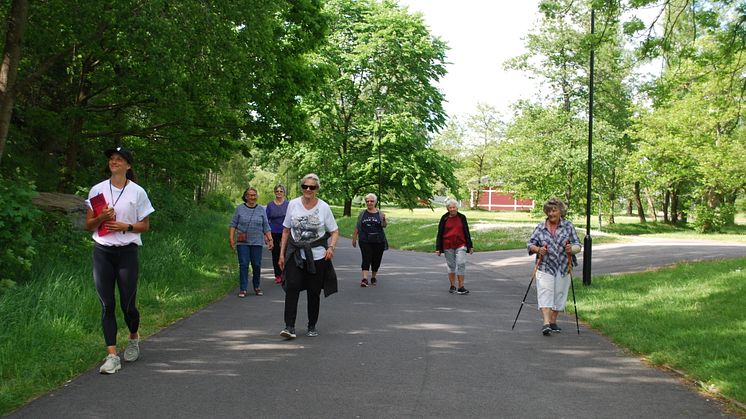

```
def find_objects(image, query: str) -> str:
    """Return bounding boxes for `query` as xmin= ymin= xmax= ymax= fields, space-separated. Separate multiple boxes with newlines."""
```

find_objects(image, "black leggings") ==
xmin=93 ymin=243 xmax=140 ymax=346
xmin=271 ymin=232 xmax=283 ymax=277
xmin=283 ymin=258 xmax=328 ymax=328
xmin=359 ymin=242 xmax=385 ymax=272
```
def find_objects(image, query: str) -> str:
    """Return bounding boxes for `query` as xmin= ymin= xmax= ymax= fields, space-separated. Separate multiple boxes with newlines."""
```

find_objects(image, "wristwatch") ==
xmin=127 ymin=224 xmax=134 ymax=232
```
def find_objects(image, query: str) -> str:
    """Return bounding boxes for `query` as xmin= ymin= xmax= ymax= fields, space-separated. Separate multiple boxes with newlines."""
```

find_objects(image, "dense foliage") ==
xmin=279 ymin=0 xmax=458 ymax=215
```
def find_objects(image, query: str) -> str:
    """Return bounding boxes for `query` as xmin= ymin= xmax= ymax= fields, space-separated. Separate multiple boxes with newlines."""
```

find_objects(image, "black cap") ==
xmin=104 ymin=146 xmax=134 ymax=164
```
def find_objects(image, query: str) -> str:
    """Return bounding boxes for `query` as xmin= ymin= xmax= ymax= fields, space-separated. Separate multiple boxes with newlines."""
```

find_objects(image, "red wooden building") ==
xmin=466 ymin=187 xmax=534 ymax=211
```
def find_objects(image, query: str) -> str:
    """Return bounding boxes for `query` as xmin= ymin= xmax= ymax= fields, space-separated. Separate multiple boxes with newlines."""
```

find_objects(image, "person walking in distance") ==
xmin=266 ymin=184 xmax=289 ymax=284
xmin=527 ymin=198 xmax=581 ymax=335
xmin=85 ymin=146 xmax=155 ymax=374
xmin=229 ymin=187 xmax=273 ymax=297
xmin=435 ymin=199 xmax=474 ymax=295
xmin=351 ymin=193 xmax=388 ymax=287
xmin=278 ymin=174 xmax=339 ymax=339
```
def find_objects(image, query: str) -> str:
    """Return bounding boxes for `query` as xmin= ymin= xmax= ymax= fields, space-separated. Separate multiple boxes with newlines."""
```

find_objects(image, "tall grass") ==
xmin=576 ymin=258 xmax=746 ymax=404
xmin=0 ymin=207 xmax=236 ymax=415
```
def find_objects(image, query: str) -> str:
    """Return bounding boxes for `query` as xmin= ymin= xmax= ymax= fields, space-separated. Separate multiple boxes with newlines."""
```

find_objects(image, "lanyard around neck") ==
xmin=109 ymin=179 xmax=128 ymax=208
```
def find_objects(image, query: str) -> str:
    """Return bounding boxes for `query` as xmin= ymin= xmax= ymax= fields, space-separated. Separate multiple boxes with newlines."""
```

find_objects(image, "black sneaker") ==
xmin=550 ymin=323 xmax=562 ymax=333
xmin=360 ymin=279 xmax=368 ymax=287
xmin=542 ymin=324 xmax=552 ymax=336
xmin=306 ymin=327 xmax=319 ymax=337
xmin=280 ymin=327 xmax=296 ymax=339
xmin=371 ymin=277 xmax=377 ymax=287
xmin=456 ymin=287 xmax=469 ymax=295
xmin=449 ymin=285 xmax=456 ymax=293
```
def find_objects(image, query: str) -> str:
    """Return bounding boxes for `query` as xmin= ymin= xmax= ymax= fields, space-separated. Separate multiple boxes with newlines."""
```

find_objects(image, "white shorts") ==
xmin=536 ymin=270 xmax=571 ymax=311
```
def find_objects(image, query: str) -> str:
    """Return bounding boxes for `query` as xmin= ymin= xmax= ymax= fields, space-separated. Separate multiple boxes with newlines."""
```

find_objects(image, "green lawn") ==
xmin=575 ymin=258 xmax=746 ymax=406
xmin=335 ymin=207 xmax=621 ymax=251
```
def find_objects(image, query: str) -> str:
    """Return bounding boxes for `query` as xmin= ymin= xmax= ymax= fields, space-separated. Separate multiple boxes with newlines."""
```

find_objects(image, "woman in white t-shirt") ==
xmin=85 ymin=147 xmax=155 ymax=374
xmin=278 ymin=173 xmax=339 ymax=339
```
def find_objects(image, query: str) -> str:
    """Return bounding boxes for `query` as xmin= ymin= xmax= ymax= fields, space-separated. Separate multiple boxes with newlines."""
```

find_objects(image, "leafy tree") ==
xmin=2 ymin=0 xmax=327 ymax=195
xmin=495 ymin=103 xmax=587 ymax=211
xmin=463 ymin=103 xmax=503 ymax=207
xmin=500 ymin=0 xmax=635 ymax=217
xmin=287 ymin=0 xmax=457 ymax=216
xmin=628 ymin=0 xmax=746 ymax=229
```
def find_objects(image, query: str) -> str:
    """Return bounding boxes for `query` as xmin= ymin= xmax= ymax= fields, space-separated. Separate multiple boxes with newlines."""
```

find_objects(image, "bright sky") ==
xmin=397 ymin=1 xmax=541 ymax=120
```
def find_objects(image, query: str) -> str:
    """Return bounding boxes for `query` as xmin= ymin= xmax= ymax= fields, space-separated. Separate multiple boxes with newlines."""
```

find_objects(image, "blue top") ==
xmin=230 ymin=204 xmax=270 ymax=246
xmin=527 ymin=219 xmax=581 ymax=276
xmin=266 ymin=200 xmax=289 ymax=234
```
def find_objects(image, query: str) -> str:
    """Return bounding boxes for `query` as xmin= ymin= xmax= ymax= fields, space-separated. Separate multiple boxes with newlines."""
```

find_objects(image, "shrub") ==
xmin=0 ymin=174 xmax=41 ymax=283
xmin=201 ymin=191 xmax=235 ymax=212
xmin=693 ymin=204 xmax=734 ymax=233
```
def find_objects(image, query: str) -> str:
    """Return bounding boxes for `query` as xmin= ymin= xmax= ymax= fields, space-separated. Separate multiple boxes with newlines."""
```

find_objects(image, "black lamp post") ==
xmin=583 ymin=8 xmax=595 ymax=286
xmin=375 ymin=107 xmax=384 ymax=208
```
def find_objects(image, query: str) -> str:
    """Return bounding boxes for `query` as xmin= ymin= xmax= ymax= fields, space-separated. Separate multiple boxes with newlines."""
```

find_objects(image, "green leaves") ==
xmin=290 ymin=0 xmax=454 ymax=214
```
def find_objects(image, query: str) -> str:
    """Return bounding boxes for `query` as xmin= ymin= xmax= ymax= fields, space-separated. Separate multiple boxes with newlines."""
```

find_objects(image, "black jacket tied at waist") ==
xmin=283 ymin=233 xmax=338 ymax=297
xmin=286 ymin=233 xmax=329 ymax=273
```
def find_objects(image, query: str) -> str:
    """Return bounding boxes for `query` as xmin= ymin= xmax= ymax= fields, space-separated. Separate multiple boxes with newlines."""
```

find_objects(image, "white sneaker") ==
xmin=123 ymin=339 xmax=140 ymax=362
xmin=99 ymin=354 xmax=121 ymax=374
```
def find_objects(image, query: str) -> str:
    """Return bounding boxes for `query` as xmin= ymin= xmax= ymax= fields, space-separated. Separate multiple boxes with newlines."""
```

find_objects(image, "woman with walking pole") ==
xmin=527 ymin=198 xmax=581 ymax=336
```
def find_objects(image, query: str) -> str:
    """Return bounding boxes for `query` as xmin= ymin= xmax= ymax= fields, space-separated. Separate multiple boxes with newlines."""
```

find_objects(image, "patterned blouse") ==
xmin=527 ymin=219 xmax=581 ymax=276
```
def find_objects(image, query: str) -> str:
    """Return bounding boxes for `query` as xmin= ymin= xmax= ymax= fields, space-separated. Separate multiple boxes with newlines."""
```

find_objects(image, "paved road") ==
xmin=8 ymin=238 xmax=746 ymax=418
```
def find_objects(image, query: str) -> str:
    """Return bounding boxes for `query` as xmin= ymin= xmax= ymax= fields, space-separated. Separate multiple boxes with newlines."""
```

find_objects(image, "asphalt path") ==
xmin=8 ymin=237 xmax=746 ymax=418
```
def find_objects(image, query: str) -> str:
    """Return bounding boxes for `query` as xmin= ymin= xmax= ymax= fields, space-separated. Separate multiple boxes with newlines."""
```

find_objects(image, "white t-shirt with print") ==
xmin=282 ymin=197 xmax=338 ymax=260
xmin=86 ymin=179 xmax=155 ymax=246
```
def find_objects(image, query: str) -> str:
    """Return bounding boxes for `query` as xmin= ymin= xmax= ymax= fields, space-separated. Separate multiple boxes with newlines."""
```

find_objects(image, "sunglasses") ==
xmin=301 ymin=184 xmax=318 ymax=190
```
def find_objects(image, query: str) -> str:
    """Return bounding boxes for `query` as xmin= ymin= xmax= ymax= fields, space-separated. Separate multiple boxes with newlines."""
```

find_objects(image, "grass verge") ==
xmin=575 ymin=257 xmax=746 ymax=405
xmin=335 ymin=207 xmax=620 ymax=251
xmin=0 ymin=207 xmax=236 ymax=415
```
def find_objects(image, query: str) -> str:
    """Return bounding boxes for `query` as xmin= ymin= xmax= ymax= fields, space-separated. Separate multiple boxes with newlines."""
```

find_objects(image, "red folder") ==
xmin=90 ymin=193 xmax=112 ymax=236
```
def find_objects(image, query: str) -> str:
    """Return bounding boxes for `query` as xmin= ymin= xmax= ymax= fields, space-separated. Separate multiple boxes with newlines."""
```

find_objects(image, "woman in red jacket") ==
xmin=435 ymin=199 xmax=474 ymax=294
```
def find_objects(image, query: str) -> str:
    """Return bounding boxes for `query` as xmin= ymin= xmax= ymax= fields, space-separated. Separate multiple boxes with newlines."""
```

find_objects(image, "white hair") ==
xmin=300 ymin=173 xmax=320 ymax=189
xmin=445 ymin=198 xmax=458 ymax=208
xmin=364 ymin=193 xmax=377 ymax=203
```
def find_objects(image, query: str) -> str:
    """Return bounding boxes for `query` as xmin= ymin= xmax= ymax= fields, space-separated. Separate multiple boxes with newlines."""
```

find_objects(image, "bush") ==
xmin=143 ymin=182 xmax=195 ymax=230
xmin=693 ymin=204 xmax=735 ymax=233
xmin=201 ymin=191 xmax=235 ymax=212
xmin=0 ymin=174 xmax=41 ymax=283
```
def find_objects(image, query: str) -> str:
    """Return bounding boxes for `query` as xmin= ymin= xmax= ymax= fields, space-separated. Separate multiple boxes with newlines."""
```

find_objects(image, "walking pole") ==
xmin=567 ymin=242 xmax=580 ymax=335
xmin=511 ymin=250 xmax=544 ymax=331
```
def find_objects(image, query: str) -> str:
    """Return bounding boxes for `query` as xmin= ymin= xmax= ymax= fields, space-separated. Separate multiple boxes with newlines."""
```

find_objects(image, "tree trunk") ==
xmin=645 ymin=188 xmax=657 ymax=222
xmin=724 ymin=193 xmax=737 ymax=226
xmin=634 ymin=181 xmax=646 ymax=223
xmin=626 ymin=199 xmax=632 ymax=216
xmin=663 ymin=189 xmax=670 ymax=223
xmin=61 ymin=55 xmax=94 ymax=191
xmin=343 ymin=197 xmax=352 ymax=217
xmin=670 ymin=189 xmax=679 ymax=225
xmin=0 ymin=0 xmax=28 ymax=165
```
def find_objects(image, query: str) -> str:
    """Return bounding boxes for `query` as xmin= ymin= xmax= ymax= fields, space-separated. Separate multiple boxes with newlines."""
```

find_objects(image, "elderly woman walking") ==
xmin=352 ymin=193 xmax=388 ymax=287
xmin=266 ymin=184 xmax=289 ymax=284
xmin=229 ymin=187 xmax=273 ymax=297
xmin=435 ymin=199 xmax=474 ymax=294
xmin=527 ymin=198 xmax=581 ymax=335
xmin=278 ymin=174 xmax=339 ymax=339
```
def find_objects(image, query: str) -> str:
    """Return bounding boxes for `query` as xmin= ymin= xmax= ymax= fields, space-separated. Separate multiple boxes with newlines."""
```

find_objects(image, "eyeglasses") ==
xmin=301 ymin=184 xmax=318 ymax=190
xmin=274 ymin=190 xmax=284 ymax=193
xmin=365 ymin=200 xmax=375 ymax=203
